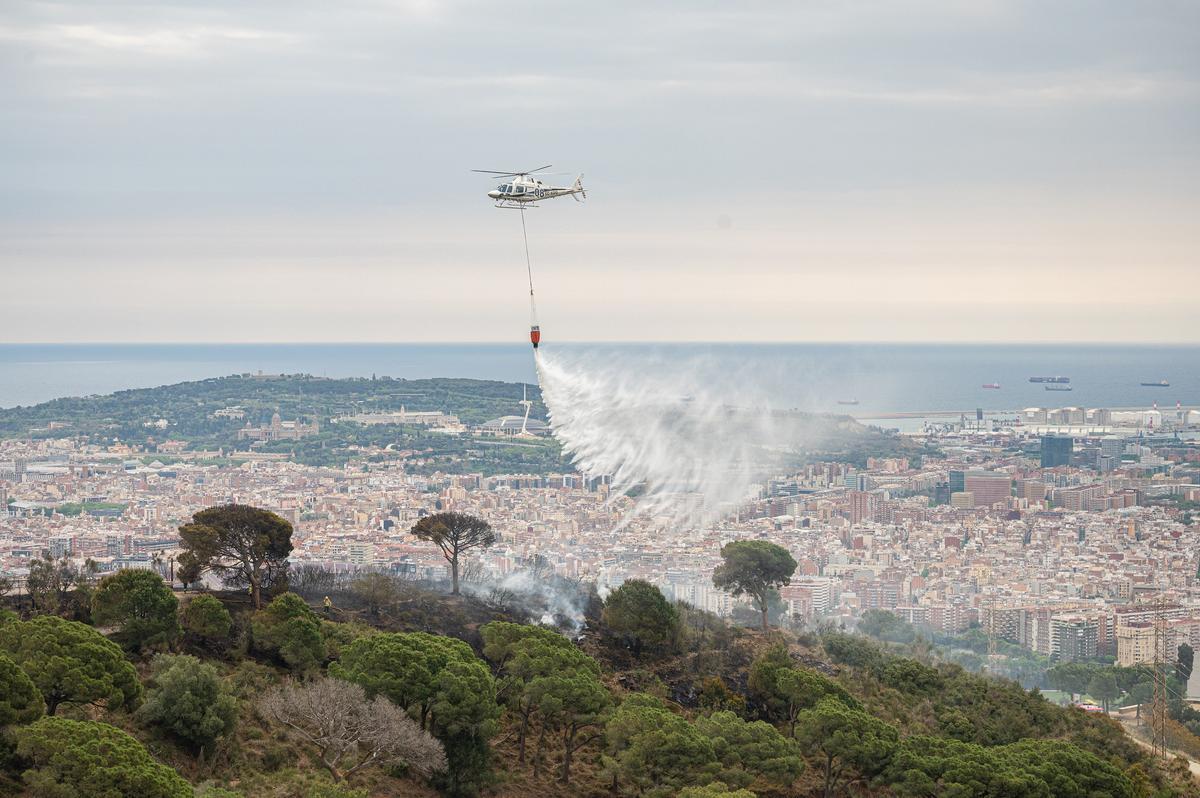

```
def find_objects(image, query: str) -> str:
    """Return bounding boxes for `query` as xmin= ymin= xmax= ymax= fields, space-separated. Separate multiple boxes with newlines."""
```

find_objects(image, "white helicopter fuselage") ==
xmin=487 ymin=175 xmax=584 ymax=205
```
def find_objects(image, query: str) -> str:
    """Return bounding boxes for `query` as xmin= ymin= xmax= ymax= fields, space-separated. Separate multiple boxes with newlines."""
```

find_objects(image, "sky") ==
xmin=1 ymin=0 xmax=1197 ymax=343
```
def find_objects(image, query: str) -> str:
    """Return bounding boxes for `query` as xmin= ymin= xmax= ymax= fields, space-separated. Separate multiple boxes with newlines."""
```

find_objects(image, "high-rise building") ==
xmin=950 ymin=491 xmax=975 ymax=509
xmin=1015 ymin=479 xmax=1046 ymax=503
xmin=1040 ymin=435 xmax=1073 ymax=468
xmin=48 ymin=535 xmax=71 ymax=559
xmin=791 ymin=578 xmax=836 ymax=616
xmin=1098 ymin=437 xmax=1123 ymax=472
xmin=848 ymin=491 xmax=877 ymax=524
xmin=843 ymin=472 xmax=872 ymax=491
xmin=964 ymin=472 xmax=1012 ymax=508
xmin=949 ymin=470 xmax=1013 ymax=507
xmin=1116 ymin=623 xmax=1156 ymax=667
xmin=1050 ymin=614 xmax=1098 ymax=662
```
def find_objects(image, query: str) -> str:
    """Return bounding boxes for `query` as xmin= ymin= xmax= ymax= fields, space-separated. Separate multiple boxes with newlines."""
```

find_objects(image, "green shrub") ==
xmin=91 ymin=569 xmax=179 ymax=652
xmin=15 ymin=717 xmax=192 ymax=798
xmin=251 ymin=593 xmax=324 ymax=671
xmin=137 ymin=654 xmax=238 ymax=750
xmin=0 ymin=615 xmax=141 ymax=715
xmin=181 ymin=594 xmax=233 ymax=648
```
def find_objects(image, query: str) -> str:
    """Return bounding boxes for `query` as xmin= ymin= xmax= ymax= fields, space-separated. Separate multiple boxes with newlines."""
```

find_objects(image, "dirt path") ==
xmin=1113 ymin=709 xmax=1200 ymax=779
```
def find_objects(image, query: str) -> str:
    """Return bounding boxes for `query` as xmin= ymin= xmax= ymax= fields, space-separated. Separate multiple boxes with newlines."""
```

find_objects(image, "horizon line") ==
xmin=3 ymin=340 xmax=1200 ymax=347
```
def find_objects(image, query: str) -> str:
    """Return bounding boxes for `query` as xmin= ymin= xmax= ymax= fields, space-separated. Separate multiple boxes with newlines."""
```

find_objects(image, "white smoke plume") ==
xmin=536 ymin=348 xmax=837 ymax=528
xmin=460 ymin=567 xmax=589 ymax=632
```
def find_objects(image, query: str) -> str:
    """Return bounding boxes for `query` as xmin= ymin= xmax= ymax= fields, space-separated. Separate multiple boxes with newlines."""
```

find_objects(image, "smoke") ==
xmin=536 ymin=347 xmax=838 ymax=528
xmin=460 ymin=567 xmax=590 ymax=632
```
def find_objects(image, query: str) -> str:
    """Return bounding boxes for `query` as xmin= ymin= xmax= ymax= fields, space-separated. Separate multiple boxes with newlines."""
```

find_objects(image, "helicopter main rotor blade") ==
xmin=471 ymin=164 xmax=555 ymax=176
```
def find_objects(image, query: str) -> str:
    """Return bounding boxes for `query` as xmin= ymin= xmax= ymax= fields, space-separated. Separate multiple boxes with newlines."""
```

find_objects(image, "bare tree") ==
xmin=458 ymin=558 xmax=486 ymax=585
xmin=349 ymin=572 xmax=399 ymax=617
xmin=25 ymin=554 xmax=98 ymax=617
xmin=292 ymin=564 xmax=337 ymax=600
xmin=410 ymin=513 xmax=496 ymax=595
xmin=260 ymin=677 xmax=445 ymax=781
xmin=484 ymin=586 xmax=516 ymax=614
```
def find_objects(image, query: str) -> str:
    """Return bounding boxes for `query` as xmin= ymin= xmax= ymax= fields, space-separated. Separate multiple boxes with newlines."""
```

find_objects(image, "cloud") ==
xmin=0 ymin=0 xmax=1197 ymax=342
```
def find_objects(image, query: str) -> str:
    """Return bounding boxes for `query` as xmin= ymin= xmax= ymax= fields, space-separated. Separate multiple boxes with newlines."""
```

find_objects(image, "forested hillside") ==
xmin=0 ymin=374 xmax=930 ymax=473
xmin=2 ymin=537 xmax=1194 ymax=797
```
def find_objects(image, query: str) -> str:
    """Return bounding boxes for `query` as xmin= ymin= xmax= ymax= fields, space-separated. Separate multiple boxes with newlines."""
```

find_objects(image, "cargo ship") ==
xmin=1140 ymin=380 xmax=1170 ymax=387
xmin=837 ymin=399 xmax=860 ymax=406
xmin=1045 ymin=385 xmax=1073 ymax=392
xmin=1029 ymin=376 xmax=1070 ymax=383
xmin=982 ymin=383 xmax=1001 ymax=389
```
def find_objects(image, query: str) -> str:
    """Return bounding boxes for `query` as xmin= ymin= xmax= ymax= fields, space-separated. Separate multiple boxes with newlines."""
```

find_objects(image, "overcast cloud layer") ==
xmin=1 ymin=0 xmax=1197 ymax=342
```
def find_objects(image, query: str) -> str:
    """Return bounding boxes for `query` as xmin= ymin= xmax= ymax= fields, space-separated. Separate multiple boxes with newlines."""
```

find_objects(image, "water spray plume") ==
xmin=535 ymin=348 xmax=835 ymax=529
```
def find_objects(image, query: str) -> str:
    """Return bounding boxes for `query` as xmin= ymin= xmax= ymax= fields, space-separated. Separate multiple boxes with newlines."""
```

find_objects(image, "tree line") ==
xmin=0 ymin=503 xmax=1188 ymax=797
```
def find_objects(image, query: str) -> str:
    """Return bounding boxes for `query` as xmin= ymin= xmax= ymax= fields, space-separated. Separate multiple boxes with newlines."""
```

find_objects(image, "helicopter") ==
xmin=473 ymin=165 xmax=585 ymax=208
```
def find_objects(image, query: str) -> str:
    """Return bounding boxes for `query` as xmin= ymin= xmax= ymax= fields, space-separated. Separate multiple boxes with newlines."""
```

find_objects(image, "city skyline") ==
xmin=3 ymin=0 xmax=1198 ymax=343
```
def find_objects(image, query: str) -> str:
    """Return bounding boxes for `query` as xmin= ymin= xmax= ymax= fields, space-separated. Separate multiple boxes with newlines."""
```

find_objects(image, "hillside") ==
xmin=2 ymin=566 xmax=1194 ymax=798
xmin=0 ymin=374 xmax=549 ymax=436
xmin=0 ymin=375 xmax=932 ymax=473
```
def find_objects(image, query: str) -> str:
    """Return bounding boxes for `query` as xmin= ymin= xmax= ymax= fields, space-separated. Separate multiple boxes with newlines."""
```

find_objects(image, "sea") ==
xmin=1 ymin=343 xmax=1197 ymax=424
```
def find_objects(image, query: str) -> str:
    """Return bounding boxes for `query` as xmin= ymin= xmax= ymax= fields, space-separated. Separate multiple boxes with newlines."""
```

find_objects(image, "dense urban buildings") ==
xmin=2 ymin=399 xmax=1198 ymax=682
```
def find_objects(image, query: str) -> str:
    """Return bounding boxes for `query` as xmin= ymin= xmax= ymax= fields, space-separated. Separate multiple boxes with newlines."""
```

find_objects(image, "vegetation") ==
xmin=251 ymin=592 xmax=326 ymax=672
xmin=884 ymin=736 xmax=1136 ymax=796
xmin=0 ymin=502 xmax=1193 ymax=798
xmin=179 ymin=504 xmax=295 ymax=609
xmin=0 ymin=615 xmax=141 ymax=716
xmin=260 ymin=677 xmax=445 ymax=781
xmin=180 ymin=594 xmax=233 ymax=650
xmin=330 ymin=630 xmax=499 ymax=795
xmin=24 ymin=554 xmax=98 ymax=619
xmin=480 ymin=622 xmax=602 ymax=770
xmin=795 ymin=698 xmax=898 ymax=798
xmin=0 ymin=375 xmax=566 ymax=473
xmin=15 ymin=717 xmax=193 ymax=798
xmin=349 ymin=572 xmax=401 ymax=618
xmin=91 ymin=569 xmax=180 ymax=652
xmin=0 ymin=374 xmax=922 ymax=474
xmin=0 ymin=652 xmax=43 ymax=725
xmin=601 ymin=579 xmax=679 ymax=656
xmin=137 ymin=654 xmax=238 ymax=751
xmin=410 ymin=512 xmax=497 ymax=596
xmin=712 ymin=541 xmax=797 ymax=631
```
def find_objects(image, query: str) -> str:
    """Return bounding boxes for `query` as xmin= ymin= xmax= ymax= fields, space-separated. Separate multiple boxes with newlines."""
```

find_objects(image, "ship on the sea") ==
xmin=982 ymin=383 xmax=1001 ymax=389
xmin=837 ymin=399 xmax=860 ymax=406
xmin=1029 ymin=376 xmax=1070 ymax=383
xmin=1140 ymin=380 xmax=1170 ymax=387
xmin=1045 ymin=385 xmax=1073 ymax=392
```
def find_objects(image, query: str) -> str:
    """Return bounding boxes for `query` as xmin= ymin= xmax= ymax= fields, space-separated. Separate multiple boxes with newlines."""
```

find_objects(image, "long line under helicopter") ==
xmin=520 ymin=205 xmax=540 ymax=350
xmin=472 ymin=165 xmax=586 ymax=351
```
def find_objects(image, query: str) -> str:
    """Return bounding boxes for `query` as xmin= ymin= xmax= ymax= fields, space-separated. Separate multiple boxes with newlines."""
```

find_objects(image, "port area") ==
xmin=854 ymin=405 xmax=1200 ymax=435
xmin=858 ymin=404 xmax=1200 ymax=420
